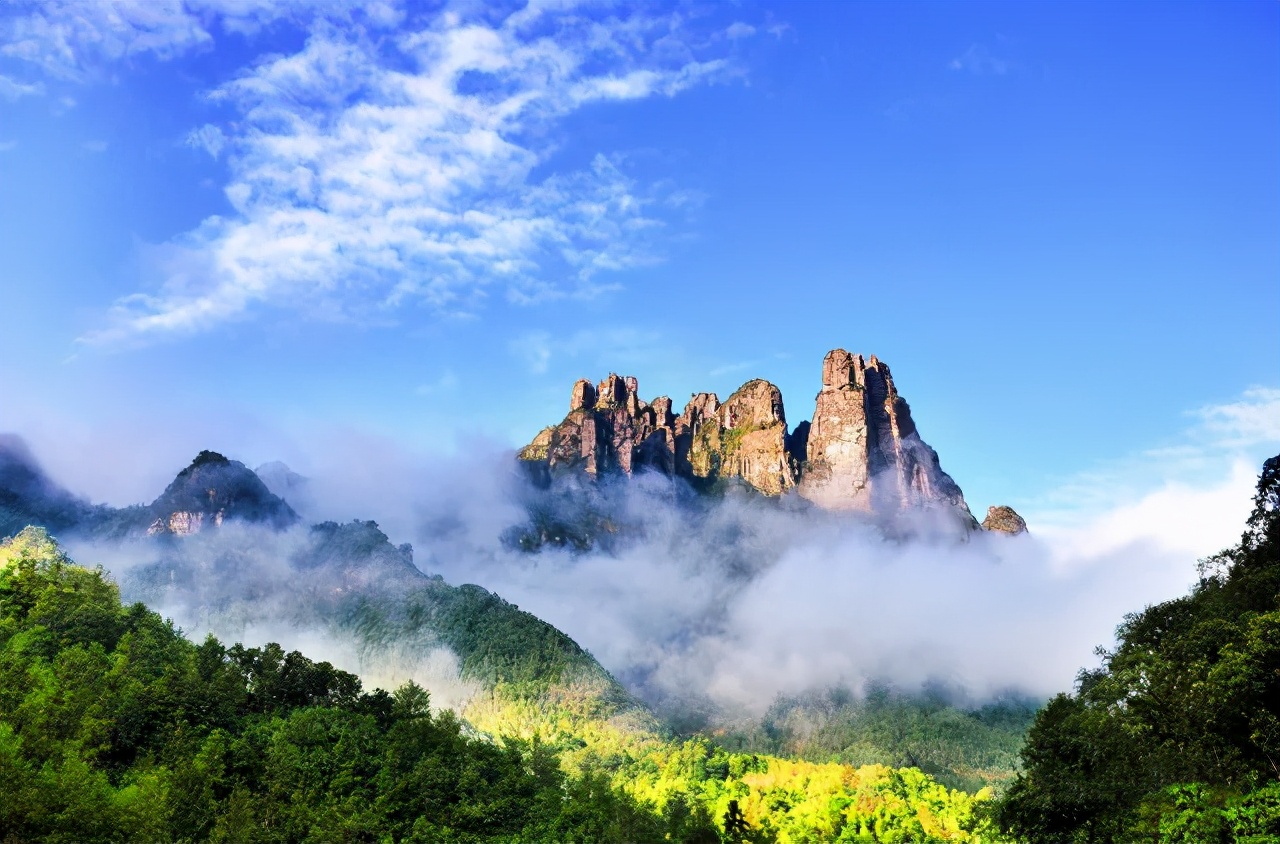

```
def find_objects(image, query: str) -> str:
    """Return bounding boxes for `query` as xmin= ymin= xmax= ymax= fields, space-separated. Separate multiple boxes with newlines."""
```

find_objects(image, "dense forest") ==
xmin=994 ymin=456 xmax=1280 ymax=842
xmin=0 ymin=526 xmax=991 ymax=842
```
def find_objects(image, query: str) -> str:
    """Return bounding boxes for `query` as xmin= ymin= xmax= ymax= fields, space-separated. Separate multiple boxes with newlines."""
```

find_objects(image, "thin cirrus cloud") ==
xmin=948 ymin=43 xmax=1009 ymax=76
xmin=0 ymin=2 xmax=748 ymax=345
xmin=0 ymin=0 xmax=322 ymax=80
xmin=0 ymin=73 xmax=42 ymax=99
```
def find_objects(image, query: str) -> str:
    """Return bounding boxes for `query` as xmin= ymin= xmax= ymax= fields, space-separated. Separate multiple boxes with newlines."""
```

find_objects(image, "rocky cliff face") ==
xmin=797 ymin=350 xmax=971 ymax=518
xmin=531 ymin=372 xmax=798 ymax=497
xmin=520 ymin=349 xmax=995 ymax=526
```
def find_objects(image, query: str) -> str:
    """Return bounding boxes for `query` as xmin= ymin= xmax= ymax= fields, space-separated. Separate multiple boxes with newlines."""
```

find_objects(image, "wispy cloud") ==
xmin=34 ymin=3 xmax=738 ymax=345
xmin=511 ymin=331 xmax=554 ymax=376
xmin=81 ymin=139 xmax=108 ymax=153
xmin=0 ymin=73 xmax=43 ymax=100
xmin=0 ymin=0 xmax=319 ymax=82
xmin=185 ymin=123 xmax=225 ymax=159
xmin=949 ymin=43 xmax=1008 ymax=76
xmin=0 ymin=141 xmax=16 ymax=152
xmin=1027 ymin=386 xmax=1280 ymax=562
xmin=2 ymin=1 xmax=211 ymax=80
xmin=414 ymin=369 xmax=459 ymax=397
xmin=510 ymin=327 xmax=667 ymax=376
xmin=708 ymin=360 xmax=757 ymax=377
xmin=1190 ymin=386 xmax=1280 ymax=449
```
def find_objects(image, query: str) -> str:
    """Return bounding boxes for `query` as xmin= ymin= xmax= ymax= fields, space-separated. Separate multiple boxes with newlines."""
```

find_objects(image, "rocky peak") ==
xmin=147 ymin=451 xmax=299 ymax=536
xmin=718 ymin=379 xmax=786 ymax=430
xmin=821 ymin=348 xmax=860 ymax=390
xmin=596 ymin=374 xmax=625 ymax=408
xmin=518 ymin=349 xmax=985 ymax=526
xmin=569 ymin=379 xmax=597 ymax=412
xmin=982 ymin=505 xmax=1028 ymax=535
xmin=799 ymin=348 xmax=970 ymax=521
xmin=677 ymin=393 xmax=720 ymax=431
xmin=652 ymin=396 xmax=675 ymax=427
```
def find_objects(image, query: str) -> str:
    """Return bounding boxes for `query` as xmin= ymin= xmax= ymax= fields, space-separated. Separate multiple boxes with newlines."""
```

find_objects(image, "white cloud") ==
xmin=509 ymin=326 xmax=667 ymax=376
xmin=1027 ymin=386 xmax=1280 ymax=563
xmin=2 ymin=0 xmax=214 ymax=80
xmin=185 ymin=123 xmax=225 ymax=159
xmin=511 ymin=330 xmax=553 ymax=375
xmin=81 ymin=139 xmax=108 ymax=152
xmin=708 ymin=360 xmax=757 ymax=378
xmin=55 ymin=4 xmax=736 ymax=345
xmin=726 ymin=22 xmax=756 ymax=41
xmin=0 ymin=141 xmax=16 ymax=152
xmin=0 ymin=73 xmax=43 ymax=99
xmin=414 ymin=369 xmax=458 ymax=396
xmin=949 ymin=43 xmax=1008 ymax=76
xmin=0 ymin=0 xmax=319 ymax=81
xmin=1192 ymin=386 xmax=1280 ymax=448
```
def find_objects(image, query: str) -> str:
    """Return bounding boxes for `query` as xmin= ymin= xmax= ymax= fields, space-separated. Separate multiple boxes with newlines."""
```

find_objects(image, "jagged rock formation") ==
xmin=529 ymin=372 xmax=798 ymax=497
xmin=981 ymin=505 xmax=1028 ymax=535
xmin=146 ymin=450 xmax=298 ymax=536
xmin=519 ymin=349 xmax=984 ymax=523
xmin=797 ymin=350 xmax=971 ymax=516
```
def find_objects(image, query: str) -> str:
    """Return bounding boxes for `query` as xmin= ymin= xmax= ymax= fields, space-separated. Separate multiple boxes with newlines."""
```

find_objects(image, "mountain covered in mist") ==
xmin=0 ymin=442 xmax=294 ymax=540
xmin=518 ymin=348 xmax=1025 ymax=534
xmin=0 ymin=442 xmax=645 ymax=706
xmin=0 ymin=434 xmax=1039 ymax=794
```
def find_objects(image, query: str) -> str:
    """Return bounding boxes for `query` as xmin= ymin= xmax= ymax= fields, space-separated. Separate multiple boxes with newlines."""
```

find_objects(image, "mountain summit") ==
xmin=519 ymin=348 xmax=1010 ymax=526
xmin=146 ymin=450 xmax=298 ymax=536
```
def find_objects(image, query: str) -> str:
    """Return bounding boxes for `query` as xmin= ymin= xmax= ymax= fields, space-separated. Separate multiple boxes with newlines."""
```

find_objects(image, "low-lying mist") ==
xmin=6 ymin=415 xmax=1245 ymax=731
xmin=47 ymin=434 xmax=1248 ymax=724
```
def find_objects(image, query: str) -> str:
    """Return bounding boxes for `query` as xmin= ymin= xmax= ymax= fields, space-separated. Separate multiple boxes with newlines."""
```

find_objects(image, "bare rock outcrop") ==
xmin=532 ymin=373 xmax=799 ymax=496
xmin=519 ymin=349 xmax=981 ymax=523
xmin=982 ymin=505 xmax=1028 ymax=535
xmin=797 ymin=350 xmax=971 ymax=521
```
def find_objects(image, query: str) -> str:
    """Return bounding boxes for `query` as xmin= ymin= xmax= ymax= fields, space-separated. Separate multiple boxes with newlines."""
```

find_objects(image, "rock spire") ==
xmin=519 ymin=349 xmax=1001 ymax=527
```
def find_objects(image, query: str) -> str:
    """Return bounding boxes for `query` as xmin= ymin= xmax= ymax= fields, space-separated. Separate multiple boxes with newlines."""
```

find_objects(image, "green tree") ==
xmin=997 ymin=454 xmax=1280 ymax=842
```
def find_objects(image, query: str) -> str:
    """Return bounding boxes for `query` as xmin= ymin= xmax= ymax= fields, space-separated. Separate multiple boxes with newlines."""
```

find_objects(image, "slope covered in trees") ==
xmin=714 ymin=685 xmax=1037 ymax=794
xmin=1 ymin=527 xmax=997 ymax=842
xmin=995 ymin=455 xmax=1280 ymax=842
xmin=0 ymin=527 xmax=678 ymax=843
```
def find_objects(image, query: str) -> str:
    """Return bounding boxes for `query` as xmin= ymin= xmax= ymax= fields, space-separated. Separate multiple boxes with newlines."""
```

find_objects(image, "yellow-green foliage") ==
xmin=464 ymin=673 xmax=995 ymax=842
xmin=691 ymin=420 xmax=774 ymax=481
xmin=0 ymin=526 xmax=69 ymax=570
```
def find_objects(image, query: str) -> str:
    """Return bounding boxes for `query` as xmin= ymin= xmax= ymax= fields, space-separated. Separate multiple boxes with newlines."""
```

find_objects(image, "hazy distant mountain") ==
xmin=0 ymin=441 xmax=300 ymax=540
xmin=254 ymin=460 xmax=311 ymax=511
xmin=145 ymin=450 xmax=298 ymax=536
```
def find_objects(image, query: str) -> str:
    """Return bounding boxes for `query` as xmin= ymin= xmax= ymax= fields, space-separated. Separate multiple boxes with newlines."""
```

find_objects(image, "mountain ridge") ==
xmin=519 ymin=348 xmax=1026 ymax=532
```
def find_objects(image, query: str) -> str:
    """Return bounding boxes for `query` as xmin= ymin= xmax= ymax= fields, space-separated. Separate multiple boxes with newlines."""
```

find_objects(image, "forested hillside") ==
xmin=714 ymin=685 xmax=1037 ymax=794
xmin=995 ymin=455 xmax=1280 ymax=842
xmin=0 ymin=527 xmax=676 ymax=843
xmin=1 ymin=527 xmax=994 ymax=842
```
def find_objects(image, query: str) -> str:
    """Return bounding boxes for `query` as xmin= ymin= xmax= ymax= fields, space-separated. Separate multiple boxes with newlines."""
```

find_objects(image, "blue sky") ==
xmin=1 ymin=0 xmax=1277 ymax=528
